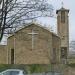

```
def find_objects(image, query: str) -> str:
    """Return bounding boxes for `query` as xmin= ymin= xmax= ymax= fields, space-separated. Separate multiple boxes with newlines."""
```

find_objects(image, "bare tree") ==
xmin=70 ymin=41 xmax=75 ymax=50
xmin=0 ymin=0 xmax=54 ymax=41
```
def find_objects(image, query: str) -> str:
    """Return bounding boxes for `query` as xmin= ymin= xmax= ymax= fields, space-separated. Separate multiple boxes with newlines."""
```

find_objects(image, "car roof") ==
xmin=0 ymin=69 xmax=24 ymax=73
xmin=5 ymin=69 xmax=23 ymax=71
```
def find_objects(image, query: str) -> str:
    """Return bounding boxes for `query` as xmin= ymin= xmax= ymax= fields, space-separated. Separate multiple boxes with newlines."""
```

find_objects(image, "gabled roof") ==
xmin=8 ymin=23 xmax=60 ymax=39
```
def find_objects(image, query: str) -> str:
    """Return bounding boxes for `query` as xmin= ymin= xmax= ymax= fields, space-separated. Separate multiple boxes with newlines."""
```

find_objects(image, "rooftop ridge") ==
xmin=8 ymin=22 xmax=59 ymax=38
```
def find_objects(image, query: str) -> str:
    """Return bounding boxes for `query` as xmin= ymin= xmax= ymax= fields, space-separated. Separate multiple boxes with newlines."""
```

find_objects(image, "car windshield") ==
xmin=5 ymin=71 xmax=19 ymax=75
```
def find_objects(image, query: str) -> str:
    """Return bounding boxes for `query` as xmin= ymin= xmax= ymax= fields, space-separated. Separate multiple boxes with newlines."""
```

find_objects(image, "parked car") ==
xmin=0 ymin=69 xmax=26 ymax=75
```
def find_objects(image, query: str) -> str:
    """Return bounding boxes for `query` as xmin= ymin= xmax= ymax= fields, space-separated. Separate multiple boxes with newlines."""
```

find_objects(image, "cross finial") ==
xmin=32 ymin=19 xmax=36 ymax=23
xmin=61 ymin=1 xmax=64 ymax=8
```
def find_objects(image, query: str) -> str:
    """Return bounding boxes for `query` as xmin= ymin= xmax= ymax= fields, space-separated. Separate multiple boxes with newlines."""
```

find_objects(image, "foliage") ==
xmin=26 ymin=64 xmax=50 ymax=73
xmin=0 ymin=64 xmax=26 ymax=72
xmin=67 ymin=63 xmax=75 ymax=67
xmin=0 ymin=64 xmax=67 ymax=73
xmin=0 ymin=64 xmax=52 ymax=73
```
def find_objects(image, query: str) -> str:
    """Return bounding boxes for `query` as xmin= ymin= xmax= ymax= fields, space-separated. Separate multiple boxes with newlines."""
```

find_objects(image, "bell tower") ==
xmin=56 ymin=7 xmax=69 ymax=64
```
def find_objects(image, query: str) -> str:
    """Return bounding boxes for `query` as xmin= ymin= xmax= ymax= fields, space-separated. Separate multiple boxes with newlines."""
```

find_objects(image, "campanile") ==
xmin=56 ymin=7 xmax=69 ymax=64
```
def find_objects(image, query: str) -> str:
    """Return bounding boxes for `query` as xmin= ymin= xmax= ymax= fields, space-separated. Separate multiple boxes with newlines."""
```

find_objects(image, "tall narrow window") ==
xmin=11 ymin=49 xmax=14 ymax=64
xmin=61 ymin=47 xmax=67 ymax=59
xmin=51 ymin=48 xmax=56 ymax=64
xmin=61 ymin=11 xmax=65 ymax=23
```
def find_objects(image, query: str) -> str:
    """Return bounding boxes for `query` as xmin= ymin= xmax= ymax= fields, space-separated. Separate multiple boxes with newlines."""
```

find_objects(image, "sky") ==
xmin=0 ymin=0 xmax=75 ymax=44
xmin=37 ymin=0 xmax=75 ymax=42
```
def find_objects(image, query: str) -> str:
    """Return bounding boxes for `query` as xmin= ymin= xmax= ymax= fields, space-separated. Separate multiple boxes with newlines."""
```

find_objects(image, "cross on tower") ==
xmin=61 ymin=1 xmax=64 ymax=8
xmin=28 ymin=29 xmax=38 ymax=50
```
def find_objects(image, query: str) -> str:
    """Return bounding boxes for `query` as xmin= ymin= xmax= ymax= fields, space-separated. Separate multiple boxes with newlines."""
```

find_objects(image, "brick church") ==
xmin=0 ymin=7 xmax=69 ymax=64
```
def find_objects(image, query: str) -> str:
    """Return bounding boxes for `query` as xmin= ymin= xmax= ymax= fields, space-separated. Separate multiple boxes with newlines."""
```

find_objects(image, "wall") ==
xmin=7 ymin=24 xmax=53 ymax=64
xmin=0 ymin=45 xmax=7 ymax=64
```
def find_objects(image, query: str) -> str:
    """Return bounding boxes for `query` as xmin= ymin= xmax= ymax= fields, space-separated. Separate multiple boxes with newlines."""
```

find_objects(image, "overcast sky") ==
xmin=37 ymin=0 xmax=75 ymax=42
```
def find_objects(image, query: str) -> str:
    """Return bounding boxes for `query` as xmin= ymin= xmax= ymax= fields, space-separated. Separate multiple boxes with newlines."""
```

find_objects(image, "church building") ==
xmin=7 ymin=23 xmax=61 ymax=64
xmin=0 ymin=7 xmax=69 ymax=64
